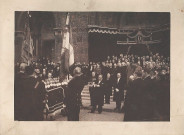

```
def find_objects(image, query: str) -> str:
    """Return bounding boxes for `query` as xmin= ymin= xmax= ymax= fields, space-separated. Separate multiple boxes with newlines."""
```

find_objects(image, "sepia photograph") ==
xmin=14 ymin=11 xmax=170 ymax=121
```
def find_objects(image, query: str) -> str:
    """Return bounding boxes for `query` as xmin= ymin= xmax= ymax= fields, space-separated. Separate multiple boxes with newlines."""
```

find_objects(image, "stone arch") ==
xmin=15 ymin=11 xmax=59 ymax=63
xmin=15 ymin=11 xmax=57 ymax=31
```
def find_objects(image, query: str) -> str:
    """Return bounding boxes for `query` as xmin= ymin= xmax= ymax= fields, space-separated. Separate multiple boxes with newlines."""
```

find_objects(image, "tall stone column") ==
xmin=15 ymin=31 xmax=24 ymax=64
xmin=54 ymin=28 xmax=63 ymax=63
xmin=54 ymin=28 xmax=67 ymax=80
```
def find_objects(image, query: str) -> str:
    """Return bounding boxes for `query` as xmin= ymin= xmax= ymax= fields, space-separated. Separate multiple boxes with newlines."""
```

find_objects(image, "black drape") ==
xmin=150 ymin=30 xmax=170 ymax=57
xmin=88 ymin=33 xmax=114 ymax=62
xmin=88 ymin=33 xmax=129 ymax=62
xmin=88 ymin=30 xmax=170 ymax=61
xmin=128 ymin=44 xmax=149 ymax=56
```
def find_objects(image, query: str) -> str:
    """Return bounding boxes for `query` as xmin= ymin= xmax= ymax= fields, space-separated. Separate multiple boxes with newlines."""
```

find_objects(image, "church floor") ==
xmin=55 ymin=109 xmax=124 ymax=121
xmin=54 ymin=100 xmax=124 ymax=121
xmin=51 ymin=85 xmax=124 ymax=121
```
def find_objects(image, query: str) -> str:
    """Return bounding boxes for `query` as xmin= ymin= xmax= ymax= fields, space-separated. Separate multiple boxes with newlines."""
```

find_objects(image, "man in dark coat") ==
xmin=116 ymin=63 xmax=122 ymax=75
xmin=65 ymin=67 xmax=85 ymax=121
xmin=20 ymin=66 xmax=38 ymax=121
xmin=32 ymin=72 xmax=46 ymax=121
xmin=101 ymin=62 xmax=107 ymax=80
xmin=107 ymin=63 xmax=113 ymax=75
xmin=121 ymin=63 xmax=127 ymax=85
xmin=112 ymin=63 xmax=118 ymax=79
xmin=156 ymin=72 xmax=170 ymax=121
xmin=88 ymin=71 xmax=97 ymax=106
xmin=91 ymin=74 xmax=104 ymax=113
xmin=94 ymin=64 xmax=101 ymax=76
xmin=104 ymin=73 xmax=113 ymax=104
xmin=14 ymin=63 xmax=27 ymax=120
xmin=18 ymin=65 xmax=45 ymax=121
xmin=113 ymin=73 xmax=125 ymax=112
xmin=141 ymin=67 xmax=156 ymax=121
xmin=53 ymin=66 xmax=60 ymax=78
xmin=124 ymin=67 xmax=144 ymax=121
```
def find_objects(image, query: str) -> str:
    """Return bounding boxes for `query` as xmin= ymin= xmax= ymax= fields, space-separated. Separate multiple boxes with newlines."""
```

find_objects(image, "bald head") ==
xmin=98 ymin=74 xmax=103 ymax=81
xmin=117 ymin=73 xmax=121 ymax=78
xmin=73 ymin=67 xmax=82 ymax=76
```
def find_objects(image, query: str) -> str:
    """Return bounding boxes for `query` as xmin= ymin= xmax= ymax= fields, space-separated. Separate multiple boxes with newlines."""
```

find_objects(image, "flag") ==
xmin=61 ymin=13 xmax=74 ymax=74
xmin=21 ymin=12 xmax=34 ymax=65
xmin=29 ymin=36 xmax=34 ymax=56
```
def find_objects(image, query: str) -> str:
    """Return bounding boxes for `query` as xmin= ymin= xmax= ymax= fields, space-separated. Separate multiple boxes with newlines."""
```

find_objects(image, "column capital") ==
xmin=15 ymin=31 xmax=24 ymax=37
xmin=53 ymin=27 xmax=63 ymax=36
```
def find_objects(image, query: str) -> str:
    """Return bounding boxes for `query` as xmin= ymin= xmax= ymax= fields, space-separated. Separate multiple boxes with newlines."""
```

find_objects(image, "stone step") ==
xmin=82 ymin=90 xmax=89 ymax=93
xmin=81 ymin=93 xmax=113 ymax=98
xmin=80 ymin=101 xmax=123 ymax=113
xmin=81 ymin=96 xmax=90 ymax=100
xmin=82 ymin=88 xmax=89 ymax=91
xmin=81 ymin=92 xmax=114 ymax=96
xmin=83 ymin=86 xmax=89 ymax=89
xmin=82 ymin=91 xmax=90 ymax=94
xmin=81 ymin=93 xmax=90 ymax=97
xmin=81 ymin=96 xmax=114 ymax=101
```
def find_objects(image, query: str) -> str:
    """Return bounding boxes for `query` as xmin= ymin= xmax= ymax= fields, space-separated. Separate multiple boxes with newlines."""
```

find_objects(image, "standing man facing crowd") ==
xmin=65 ymin=67 xmax=85 ymax=121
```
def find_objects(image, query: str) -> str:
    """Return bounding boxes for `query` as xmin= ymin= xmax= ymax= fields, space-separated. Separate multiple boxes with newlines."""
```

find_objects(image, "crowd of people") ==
xmin=14 ymin=52 xmax=170 ymax=121
xmin=72 ymin=53 xmax=170 ymax=120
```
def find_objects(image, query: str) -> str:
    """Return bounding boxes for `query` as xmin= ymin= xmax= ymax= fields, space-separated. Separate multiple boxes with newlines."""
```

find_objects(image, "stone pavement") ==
xmin=54 ymin=96 xmax=125 ymax=121
xmin=53 ymin=85 xmax=125 ymax=121
xmin=81 ymin=98 xmax=124 ymax=112
xmin=55 ymin=108 xmax=124 ymax=121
